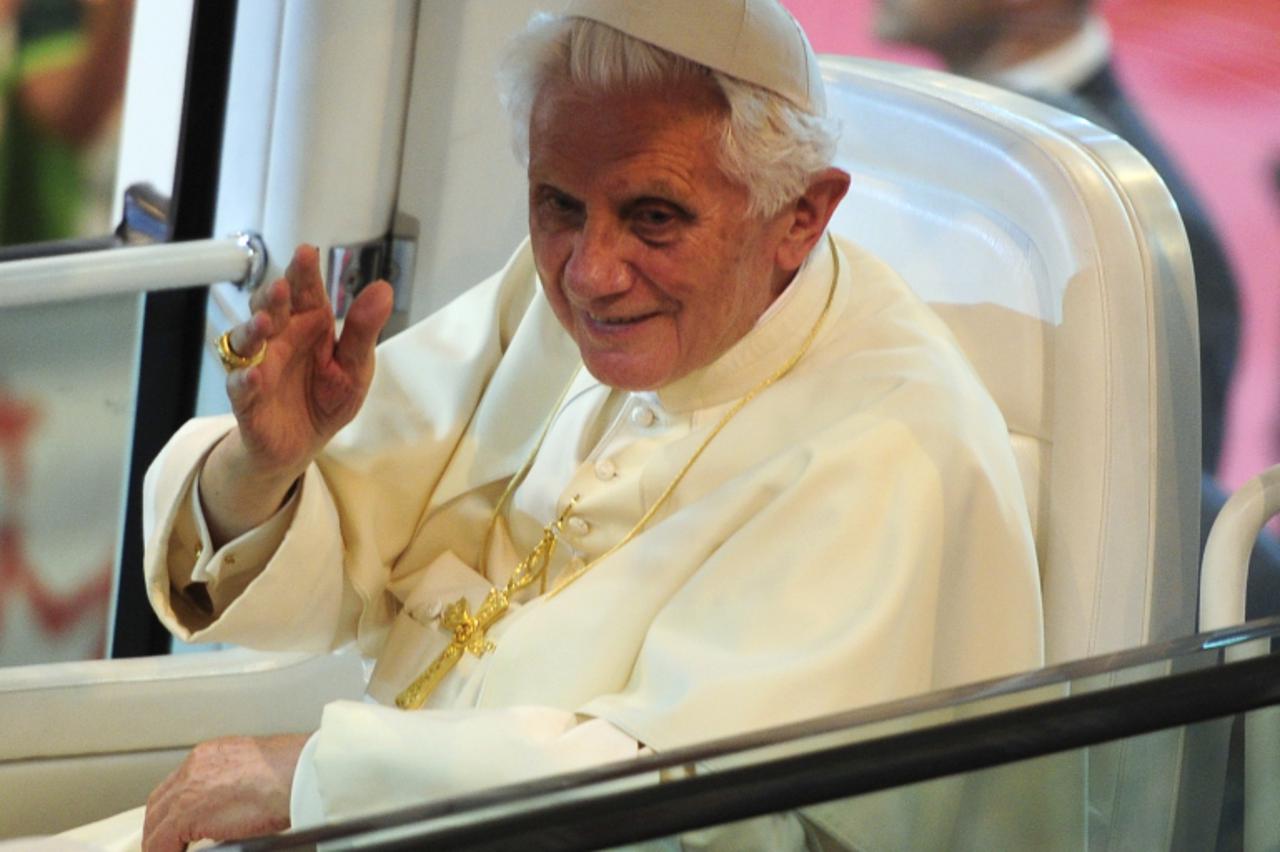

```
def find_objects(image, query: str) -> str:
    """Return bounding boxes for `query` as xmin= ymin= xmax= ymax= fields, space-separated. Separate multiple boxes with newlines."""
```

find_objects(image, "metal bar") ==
xmin=236 ymin=649 xmax=1280 ymax=852
xmin=0 ymin=234 xmax=262 ymax=310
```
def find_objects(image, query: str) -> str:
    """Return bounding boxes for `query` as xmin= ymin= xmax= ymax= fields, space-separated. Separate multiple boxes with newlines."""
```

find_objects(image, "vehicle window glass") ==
xmin=0 ymin=0 xmax=189 ymax=667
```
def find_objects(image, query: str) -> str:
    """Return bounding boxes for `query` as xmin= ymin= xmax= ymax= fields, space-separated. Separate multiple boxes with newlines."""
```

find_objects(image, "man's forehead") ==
xmin=529 ymin=85 xmax=721 ymax=191
xmin=562 ymin=0 xmax=826 ymax=115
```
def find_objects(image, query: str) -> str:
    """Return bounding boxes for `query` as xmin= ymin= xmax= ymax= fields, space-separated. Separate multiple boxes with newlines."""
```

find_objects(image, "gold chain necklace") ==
xmin=395 ymin=239 xmax=839 ymax=710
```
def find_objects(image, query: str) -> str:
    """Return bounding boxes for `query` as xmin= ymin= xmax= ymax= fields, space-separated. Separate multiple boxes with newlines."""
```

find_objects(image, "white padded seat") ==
xmin=822 ymin=56 xmax=1200 ymax=665
xmin=0 ymin=648 xmax=364 ymax=837
xmin=813 ymin=56 xmax=1202 ymax=850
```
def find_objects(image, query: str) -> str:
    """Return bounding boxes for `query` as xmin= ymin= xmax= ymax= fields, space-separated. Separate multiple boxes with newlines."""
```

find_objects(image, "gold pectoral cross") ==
xmin=394 ymin=588 xmax=510 ymax=710
xmin=394 ymin=497 xmax=578 ymax=710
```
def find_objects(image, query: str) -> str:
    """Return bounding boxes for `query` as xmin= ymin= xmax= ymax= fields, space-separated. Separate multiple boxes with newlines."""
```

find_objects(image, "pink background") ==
xmin=783 ymin=0 xmax=1280 ymax=489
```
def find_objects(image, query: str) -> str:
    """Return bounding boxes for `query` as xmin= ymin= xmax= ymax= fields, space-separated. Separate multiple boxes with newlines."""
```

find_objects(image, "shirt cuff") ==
xmin=290 ymin=732 xmax=325 ymax=829
xmin=183 ymin=469 xmax=301 ymax=617
xmin=293 ymin=702 xmax=640 ymax=825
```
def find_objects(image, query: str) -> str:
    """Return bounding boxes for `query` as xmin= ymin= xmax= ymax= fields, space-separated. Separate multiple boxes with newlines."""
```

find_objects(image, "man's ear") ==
xmin=774 ymin=168 xmax=852 ymax=271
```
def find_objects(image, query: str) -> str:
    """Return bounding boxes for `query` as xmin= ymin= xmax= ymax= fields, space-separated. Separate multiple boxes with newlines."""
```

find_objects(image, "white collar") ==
xmin=655 ymin=235 xmax=840 ymax=414
xmin=986 ymin=14 xmax=1111 ymax=95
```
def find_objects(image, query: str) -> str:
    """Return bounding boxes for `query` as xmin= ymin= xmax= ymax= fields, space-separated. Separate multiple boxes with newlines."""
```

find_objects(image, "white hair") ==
xmin=498 ymin=14 xmax=839 ymax=218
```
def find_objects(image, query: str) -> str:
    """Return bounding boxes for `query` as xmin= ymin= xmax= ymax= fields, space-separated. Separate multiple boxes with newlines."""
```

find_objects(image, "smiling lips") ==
xmin=583 ymin=309 xmax=664 ymax=328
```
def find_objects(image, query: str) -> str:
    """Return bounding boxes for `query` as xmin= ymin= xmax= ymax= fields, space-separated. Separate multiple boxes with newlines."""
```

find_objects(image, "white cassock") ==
xmin=136 ymin=234 xmax=1043 ymax=829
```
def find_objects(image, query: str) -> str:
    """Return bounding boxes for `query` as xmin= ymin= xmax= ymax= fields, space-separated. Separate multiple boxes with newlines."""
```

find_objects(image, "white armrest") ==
xmin=1199 ymin=467 xmax=1280 ymax=852
xmin=0 ymin=647 xmax=365 ymax=760
xmin=0 ymin=647 xmax=365 ymax=837
xmin=1201 ymin=465 xmax=1280 ymax=631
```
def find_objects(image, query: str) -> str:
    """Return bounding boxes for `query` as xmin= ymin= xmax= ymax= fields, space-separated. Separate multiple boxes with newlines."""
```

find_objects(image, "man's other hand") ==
xmin=142 ymin=732 xmax=310 ymax=852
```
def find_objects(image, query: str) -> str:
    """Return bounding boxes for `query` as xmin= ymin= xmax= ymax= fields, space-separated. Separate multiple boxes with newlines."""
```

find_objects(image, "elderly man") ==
xmin=137 ymin=0 xmax=1042 ymax=847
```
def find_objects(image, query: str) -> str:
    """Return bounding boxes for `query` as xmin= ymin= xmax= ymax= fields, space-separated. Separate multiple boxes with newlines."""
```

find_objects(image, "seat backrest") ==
xmin=821 ymin=56 xmax=1200 ymax=665
xmin=819 ymin=55 xmax=1207 ymax=852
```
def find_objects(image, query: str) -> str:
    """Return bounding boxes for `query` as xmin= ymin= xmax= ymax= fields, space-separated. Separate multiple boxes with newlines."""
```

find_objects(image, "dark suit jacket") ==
xmin=1044 ymin=69 xmax=1280 ymax=630
xmin=1032 ymin=64 xmax=1241 ymax=473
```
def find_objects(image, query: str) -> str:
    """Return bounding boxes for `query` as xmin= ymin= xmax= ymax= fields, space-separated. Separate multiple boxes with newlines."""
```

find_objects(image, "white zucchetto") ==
xmin=562 ymin=0 xmax=826 ymax=114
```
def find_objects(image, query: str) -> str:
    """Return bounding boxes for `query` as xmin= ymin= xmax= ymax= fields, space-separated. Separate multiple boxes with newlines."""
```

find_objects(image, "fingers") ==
xmin=142 ymin=761 xmax=186 ymax=852
xmin=248 ymin=271 xmax=289 ymax=318
xmin=227 ymin=275 xmax=285 ymax=357
xmin=141 ymin=735 xmax=301 ymax=852
xmin=258 ymin=278 xmax=292 ymax=339
xmin=225 ymin=311 xmax=270 ymax=363
xmin=142 ymin=802 xmax=182 ymax=852
xmin=285 ymin=244 xmax=329 ymax=312
xmin=334 ymin=280 xmax=395 ymax=372
xmin=224 ymin=356 xmax=264 ymax=411
xmin=142 ymin=766 xmax=202 ymax=852
xmin=223 ymin=279 xmax=291 ymax=404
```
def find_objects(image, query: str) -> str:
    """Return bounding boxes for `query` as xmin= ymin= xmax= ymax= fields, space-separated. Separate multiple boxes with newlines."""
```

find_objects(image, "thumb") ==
xmin=334 ymin=281 xmax=394 ymax=372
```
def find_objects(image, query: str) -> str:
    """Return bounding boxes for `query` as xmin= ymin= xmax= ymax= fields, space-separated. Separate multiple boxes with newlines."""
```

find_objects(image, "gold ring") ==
xmin=217 ymin=329 xmax=267 ymax=372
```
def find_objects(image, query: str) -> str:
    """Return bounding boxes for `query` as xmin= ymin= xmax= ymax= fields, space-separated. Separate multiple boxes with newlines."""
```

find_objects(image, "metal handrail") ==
xmin=0 ymin=232 xmax=266 ymax=309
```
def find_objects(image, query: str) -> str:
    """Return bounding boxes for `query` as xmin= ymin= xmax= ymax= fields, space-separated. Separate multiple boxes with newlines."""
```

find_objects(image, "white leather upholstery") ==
xmin=818 ymin=56 xmax=1202 ymax=849
xmin=0 ymin=648 xmax=364 ymax=837
xmin=823 ymin=57 xmax=1201 ymax=665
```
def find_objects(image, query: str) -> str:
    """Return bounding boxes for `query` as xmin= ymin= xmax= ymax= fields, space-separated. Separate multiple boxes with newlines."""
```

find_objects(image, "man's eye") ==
xmin=548 ymin=195 xmax=576 ymax=213
xmin=632 ymin=205 xmax=685 ymax=239
xmin=537 ymin=192 xmax=583 ymax=223
xmin=637 ymin=209 xmax=674 ymax=226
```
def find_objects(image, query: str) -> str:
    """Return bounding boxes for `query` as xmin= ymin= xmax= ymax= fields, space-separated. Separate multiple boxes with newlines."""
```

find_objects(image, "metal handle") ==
xmin=0 ymin=232 xmax=267 ymax=309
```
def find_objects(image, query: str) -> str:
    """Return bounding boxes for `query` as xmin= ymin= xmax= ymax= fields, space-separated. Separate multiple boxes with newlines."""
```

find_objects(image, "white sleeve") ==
xmin=289 ymin=703 xmax=640 ymax=828
xmin=179 ymin=468 xmax=301 ymax=618
xmin=143 ymin=416 xmax=356 ymax=651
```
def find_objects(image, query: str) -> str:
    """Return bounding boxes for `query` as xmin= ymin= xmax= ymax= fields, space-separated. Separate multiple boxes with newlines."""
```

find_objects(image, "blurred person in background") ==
xmin=0 ymin=0 xmax=133 ymax=245
xmin=872 ymin=0 xmax=1238 ymax=475
xmin=1247 ymin=153 xmax=1280 ymax=621
xmin=871 ymin=0 xmax=1280 ymax=613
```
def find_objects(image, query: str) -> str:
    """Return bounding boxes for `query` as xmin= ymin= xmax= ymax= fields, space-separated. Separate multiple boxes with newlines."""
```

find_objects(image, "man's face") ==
xmin=527 ymin=77 xmax=790 ymax=391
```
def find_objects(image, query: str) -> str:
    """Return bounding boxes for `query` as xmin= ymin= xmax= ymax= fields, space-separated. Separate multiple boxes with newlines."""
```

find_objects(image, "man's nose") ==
xmin=564 ymin=221 xmax=631 ymax=300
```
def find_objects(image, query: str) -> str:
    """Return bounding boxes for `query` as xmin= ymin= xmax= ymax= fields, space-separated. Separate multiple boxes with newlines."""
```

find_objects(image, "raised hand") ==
xmin=200 ymin=245 xmax=394 ymax=544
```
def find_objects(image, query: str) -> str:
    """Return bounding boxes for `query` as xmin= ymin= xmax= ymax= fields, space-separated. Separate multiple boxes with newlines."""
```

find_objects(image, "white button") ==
xmin=566 ymin=516 xmax=591 ymax=537
xmin=631 ymin=405 xmax=656 ymax=427
xmin=594 ymin=458 xmax=617 ymax=480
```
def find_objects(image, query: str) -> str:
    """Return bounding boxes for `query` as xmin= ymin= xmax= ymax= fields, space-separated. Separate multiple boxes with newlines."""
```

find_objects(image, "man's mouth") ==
xmin=585 ymin=310 xmax=662 ymax=326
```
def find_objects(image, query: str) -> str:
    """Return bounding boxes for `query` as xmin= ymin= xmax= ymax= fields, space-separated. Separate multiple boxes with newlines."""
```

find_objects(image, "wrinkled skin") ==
xmin=527 ymin=76 xmax=849 ymax=390
xmin=142 ymin=733 xmax=310 ymax=852
xmin=198 ymin=245 xmax=394 ymax=546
